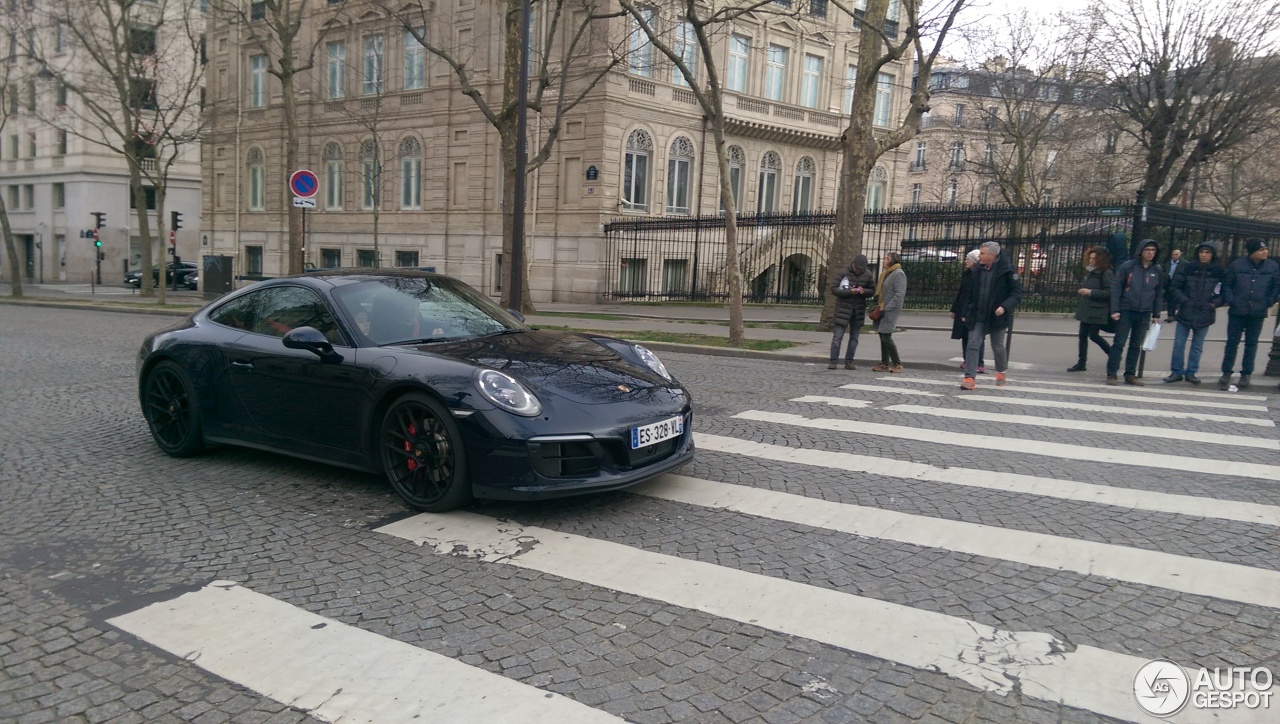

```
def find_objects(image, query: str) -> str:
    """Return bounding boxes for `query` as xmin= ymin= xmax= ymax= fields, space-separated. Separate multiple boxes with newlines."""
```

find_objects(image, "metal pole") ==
xmin=301 ymin=207 xmax=307 ymax=271
xmin=508 ymin=0 xmax=532 ymax=311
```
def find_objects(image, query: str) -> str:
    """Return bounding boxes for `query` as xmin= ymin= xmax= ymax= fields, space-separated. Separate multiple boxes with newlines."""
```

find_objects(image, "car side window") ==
xmin=208 ymin=292 xmax=260 ymax=331
xmin=252 ymin=286 xmax=345 ymax=345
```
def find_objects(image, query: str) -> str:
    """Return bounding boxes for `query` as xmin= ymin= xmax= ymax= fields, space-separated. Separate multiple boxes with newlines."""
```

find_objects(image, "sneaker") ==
xmin=844 ymin=361 xmax=856 ymax=370
xmin=1163 ymin=373 xmax=1184 ymax=383
xmin=1066 ymin=363 xmax=1086 ymax=372
xmin=995 ymin=372 xmax=1006 ymax=386
xmin=977 ymin=365 xmax=986 ymax=374
xmin=828 ymin=361 xmax=838 ymax=370
xmin=1186 ymin=375 xmax=1202 ymax=385
xmin=1239 ymin=374 xmax=1251 ymax=390
xmin=872 ymin=364 xmax=890 ymax=372
xmin=1219 ymin=374 xmax=1232 ymax=390
xmin=961 ymin=377 xmax=976 ymax=390
xmin=1125 ymin=376 xmax=1145 ymax=386
xmin=889 ymin=364 xmax=905 ymax=374
xmin=1106 ymin=376 xmax=1119 ymax=386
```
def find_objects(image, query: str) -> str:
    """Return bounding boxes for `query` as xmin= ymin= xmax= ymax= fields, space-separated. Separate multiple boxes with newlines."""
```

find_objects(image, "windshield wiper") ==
xmin=478 ymin=328 xmax=524 ymax=338
xmin=385 ymin=337 xmax=449 ymax=346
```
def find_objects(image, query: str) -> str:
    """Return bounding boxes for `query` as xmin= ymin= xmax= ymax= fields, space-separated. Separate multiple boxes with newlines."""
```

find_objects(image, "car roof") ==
xmin=282 ymin=268 xmax=449 ymax=288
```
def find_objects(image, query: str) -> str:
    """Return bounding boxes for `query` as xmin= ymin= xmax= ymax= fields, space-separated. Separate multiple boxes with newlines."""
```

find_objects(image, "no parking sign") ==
xmin=289 ymin=169 xmax=318 ymax=199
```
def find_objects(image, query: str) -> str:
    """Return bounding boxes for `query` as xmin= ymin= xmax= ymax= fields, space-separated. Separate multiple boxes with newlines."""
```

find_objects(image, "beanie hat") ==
xmin=1245 ymin=238 xmax=1267 ymax=255
xmin=852 ymin=254 xmax=868 ymax=271
xmin=966 ymin=249 xmax=981 ymax=264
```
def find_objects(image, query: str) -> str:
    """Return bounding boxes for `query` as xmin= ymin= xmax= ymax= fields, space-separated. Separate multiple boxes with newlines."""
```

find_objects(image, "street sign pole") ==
xmin=288 ymin=170 xmax=320 ymax=274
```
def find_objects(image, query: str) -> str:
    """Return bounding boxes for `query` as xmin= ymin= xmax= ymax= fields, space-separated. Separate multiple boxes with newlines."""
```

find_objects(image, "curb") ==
xmin=637 ymin=341 xmax=959 ymax=372
xmin=0 ymin=298 xmax=193 ymax=317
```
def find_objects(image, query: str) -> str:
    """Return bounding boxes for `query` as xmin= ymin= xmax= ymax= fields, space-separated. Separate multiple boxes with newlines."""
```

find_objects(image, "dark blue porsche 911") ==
xmin=136 ymin=270 xmax=694 ymax=511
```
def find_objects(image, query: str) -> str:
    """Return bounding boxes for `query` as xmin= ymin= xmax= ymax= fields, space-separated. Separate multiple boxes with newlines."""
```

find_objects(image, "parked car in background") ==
xmin=184 ymin=271 xmax=199 ymax=290
xmin=125 ymin=261 xmax=198 ymax=288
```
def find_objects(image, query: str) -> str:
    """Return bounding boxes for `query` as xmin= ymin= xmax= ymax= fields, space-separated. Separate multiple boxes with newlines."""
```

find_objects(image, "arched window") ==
xmin=399 ymin=137 xmax=421 ymax=210
xmin=622 ymin=129 xmax=652 ymax=211
xmin=793 ymin=156 xmax=815 ymax=214
xmin=865 ymin=165 xmax=887 ymax=211
xmin=665 ymin=136 xmax=695 ymax=214
xmin=323 ymin=142 xmax=343 ymax=210
xmin=246 ymin=147 xmax=264 ymax=210
xmin=360 ymin=140 xmax=379 ymax=210
xmin=721 ymin=145 xmax=745 ymax=213
xmin=758 ymin=151 xmax=781 ymax=214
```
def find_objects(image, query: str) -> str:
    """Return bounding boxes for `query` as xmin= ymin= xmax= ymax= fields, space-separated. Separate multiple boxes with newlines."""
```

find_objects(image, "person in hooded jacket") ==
xmin=1165 ymin=242 xmax=1225 ymax=384
xmin=950 ymin=250 xmax=986 ymax=373
xmin=1107 ymin=238 xmax=1164 ymax=386
xmin=957 ymin=241 xmax=1023 ymax=390
xmin=828 ymin=254 xmax=876 ymax=369
xmin=1067 ymin=246 xmax=1114 ymax=372
xmin=1219 ymin=238 xmax=1280 ymax=390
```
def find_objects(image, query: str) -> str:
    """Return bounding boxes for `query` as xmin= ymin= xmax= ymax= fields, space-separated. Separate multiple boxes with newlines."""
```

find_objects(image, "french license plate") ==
xmin=631 ymin=415 xmax=684 ymax=449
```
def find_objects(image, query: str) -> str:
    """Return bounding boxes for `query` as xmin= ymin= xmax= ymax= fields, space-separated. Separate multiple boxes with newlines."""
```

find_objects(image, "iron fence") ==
xmin=603 ymin=197 xmax=1280 ymax=313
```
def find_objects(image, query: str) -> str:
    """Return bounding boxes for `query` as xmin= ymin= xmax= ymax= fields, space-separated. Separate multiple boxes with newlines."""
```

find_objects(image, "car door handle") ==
xmin=231 ymin=361 xmax=254 ymax=370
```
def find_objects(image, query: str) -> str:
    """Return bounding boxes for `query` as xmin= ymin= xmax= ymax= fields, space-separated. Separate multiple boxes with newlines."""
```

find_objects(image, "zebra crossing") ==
xmin=111 ymin=371 xmax=1279 ymax=722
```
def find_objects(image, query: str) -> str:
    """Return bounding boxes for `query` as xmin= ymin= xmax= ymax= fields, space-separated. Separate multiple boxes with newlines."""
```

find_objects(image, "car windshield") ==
xmin=332 ymin=276 xmax=525 ymax=346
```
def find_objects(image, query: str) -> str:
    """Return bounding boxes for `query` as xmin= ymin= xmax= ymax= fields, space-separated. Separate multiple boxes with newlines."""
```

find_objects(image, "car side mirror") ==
xmin=283 ymin=326 xmax=342 ymax=363
xmin=507 ymin=308 xmax=526 ymax=323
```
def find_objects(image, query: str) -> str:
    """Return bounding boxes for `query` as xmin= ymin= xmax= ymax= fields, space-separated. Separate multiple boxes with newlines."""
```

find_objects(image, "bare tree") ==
xmin=1087 ymin=0 xmax=1280 ymax=204
xmin=209 ymin=0 xmax=333 ymax=276
xmin=1199 ymin=128 xmax=1280 ymax=219
xmin=384 ymin=0 xmax=626 ymax=312
xmin=819 ymin=0 xmax=966 ymax=329
xmin=0 ymin=31 xmax=23 ymax=297
xmin=618 ymin=0 xmax=798 ymax=345
xmin=30 ymin=0 xmax=204 ymax=301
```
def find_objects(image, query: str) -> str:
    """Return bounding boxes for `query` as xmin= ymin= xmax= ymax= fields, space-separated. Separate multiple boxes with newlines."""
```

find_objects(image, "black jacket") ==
xmin=830 ymin=265 xmax=876 ymax=328
xmin=1074 ymin=267 xmax=1115 ymax=326
xmin=950 ymin=267 xmax=977 ymax=339
xmin=959 ymin=255 xmax=1023 ymax=331
xmin=1223 ymin=256 xmax=1280 ymax=318
xmin=1171 ymin=258 xmax=1226 ymax=330
xmin=1112 ymin=259 xmax=1164 ymax=316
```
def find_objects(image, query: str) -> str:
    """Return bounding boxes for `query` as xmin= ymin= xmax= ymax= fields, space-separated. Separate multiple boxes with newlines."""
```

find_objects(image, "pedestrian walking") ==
xmin=1067 ymin=245 xmax=1114 ymax=372
xmin=828 ymin=254 xmax=875 ymax=370
xmin=950 ymin=250 xmax=986 ymax=373
xmin=1219 ymin=238 xmax=1280 ymax=390
xmin=1107 ymin=239 xmax=1164 ymax=386
xmin=957 ymin=241 xmax=1023 ymax=390
xmin=1165 ymin=243 xmax=1224 ymax=385
xmin=870 ymin=251 xmax=906 ymax=373
xmin=1164 ymin=248 xmax=1183 ymax=323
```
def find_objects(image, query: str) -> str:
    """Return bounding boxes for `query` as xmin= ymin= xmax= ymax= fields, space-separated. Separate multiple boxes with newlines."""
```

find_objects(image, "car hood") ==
xmin=402 ymin=329 xmax=680 ymax=405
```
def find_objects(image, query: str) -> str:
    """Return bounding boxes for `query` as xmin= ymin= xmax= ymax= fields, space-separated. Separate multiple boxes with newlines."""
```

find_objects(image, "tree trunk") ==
xmin=282 ymin=67 xmax=303 ymax=274
xmin=0 ymin=194 xmax=22 ymax=297
xmin=155 ymin=189 xmax=168 ymax=305
xmin=708 ymin=110 xmax=743 ymax=345
xmin=130 ymin=162 xmax=155 ymax=297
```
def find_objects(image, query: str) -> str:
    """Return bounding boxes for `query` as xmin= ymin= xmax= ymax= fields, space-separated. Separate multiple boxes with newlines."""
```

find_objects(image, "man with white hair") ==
xmin=955 ymin=241 xmax=1023 ymax=390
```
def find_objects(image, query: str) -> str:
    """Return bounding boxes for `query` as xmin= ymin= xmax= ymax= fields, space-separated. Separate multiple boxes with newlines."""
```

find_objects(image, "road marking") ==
xmin=880 ymin=404 xmax=1279 ymax=450
xmin=792 ymin=395 xmax=874 ymax=408
xmin=693 ymin=433 xmax=1280 ymax=527
xmin=733 ymin=411 xmax=1280 ymax=483
xmin=947 ymin=356 xmax=1036 ymax=370
xmin=961 ymin=395 xmax=1274 ymax=427
xmin=376 ymin=512 xmax=1247 ymax=723
xmin=108 ymin=581 xmax=620 ymax=724
xmin=635 ymin=474 xmax=1280 ymax=609
xmin=1015 ymin=377 xmax=1269 ymax=402
xmin=877 ymin=377 xmax=1269 ymax=412
xmin=836 ymin=383 xmax=943 ymax=397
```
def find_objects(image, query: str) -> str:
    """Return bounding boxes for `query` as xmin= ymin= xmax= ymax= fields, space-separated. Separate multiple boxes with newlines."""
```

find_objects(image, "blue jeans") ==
xmin=829 ymin=319 xmax=862 ymax=363
xmin=1169 ymin=322 xmax=1208 ymax=376
xmin=1222 ymin=315 xmax=1265 ymax=375
xmin=1106 ymin=310 xmax=1152 ymax=378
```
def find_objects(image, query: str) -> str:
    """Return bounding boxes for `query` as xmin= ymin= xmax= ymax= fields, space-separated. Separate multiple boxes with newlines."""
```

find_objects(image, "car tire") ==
xmin=379 ymin=392 xmax=471 ymax=512
xmin=142 ymin=360 xmax=205 ymax=457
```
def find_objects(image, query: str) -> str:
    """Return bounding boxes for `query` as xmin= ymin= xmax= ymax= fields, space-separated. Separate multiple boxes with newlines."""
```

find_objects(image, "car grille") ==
xmin=529 ymin=440 xmax=601 ymax=478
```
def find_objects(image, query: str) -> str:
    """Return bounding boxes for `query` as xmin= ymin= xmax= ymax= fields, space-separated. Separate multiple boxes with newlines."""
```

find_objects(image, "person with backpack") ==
xmin=1165 ymin=243 xmax=1225 ymax=385
xmin=1107 ymin=239 xmax=1164 ymax=386
xmin=1219 ymin=239 xmax=1280 ymax=390
xmin=828 ymin=255 xmax=875 ymax=370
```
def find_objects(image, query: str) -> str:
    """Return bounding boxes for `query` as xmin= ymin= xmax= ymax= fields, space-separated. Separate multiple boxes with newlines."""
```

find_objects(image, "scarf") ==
xmin=874 ymin=263 xmax=902 ymax=310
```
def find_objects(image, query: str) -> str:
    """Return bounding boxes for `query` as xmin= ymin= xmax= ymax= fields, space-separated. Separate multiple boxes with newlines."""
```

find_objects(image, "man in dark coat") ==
xmin=1219 ymin=238 xmax=1280 ymax=390
xmin=958 ymin=241 xmax=1023 ymax=389
xmin=828 ymin=254 xmax=875 ymax=369
xmin=1165 ymin=243 xmax=1224 ymax=385
xmin=1164 ymin=248 xmax=1183 ymax=322
xmin=1108 ymin=238 xmax=1164 ymax=386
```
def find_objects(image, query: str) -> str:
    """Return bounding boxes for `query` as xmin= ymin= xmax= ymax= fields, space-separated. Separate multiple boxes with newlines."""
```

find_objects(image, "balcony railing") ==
xmin=909 ymin=161 xmax=927 ymax=172
xmin=628 ymin=77 xmax=656 ymax=97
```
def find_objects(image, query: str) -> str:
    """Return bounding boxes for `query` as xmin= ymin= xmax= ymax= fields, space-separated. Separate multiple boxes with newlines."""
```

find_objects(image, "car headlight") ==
xmin=633 ymin=345 xmax=672 ymax=381
xmin=475 ymin=369 xmax=542 ymax=416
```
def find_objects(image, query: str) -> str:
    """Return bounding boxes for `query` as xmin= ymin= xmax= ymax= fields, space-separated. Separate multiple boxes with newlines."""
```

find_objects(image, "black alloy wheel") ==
xmin=143 ymin=360 xmax=205 ymax=456
xmin=380 ymin=393 xmax=471 ymax=512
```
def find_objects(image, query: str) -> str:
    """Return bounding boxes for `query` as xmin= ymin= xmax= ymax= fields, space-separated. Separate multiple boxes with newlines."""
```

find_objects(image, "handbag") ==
xmin=1141 ymin=321 xmax=1162 ymax=351
xmin=868 ymin=307 xmax=883 ymax=323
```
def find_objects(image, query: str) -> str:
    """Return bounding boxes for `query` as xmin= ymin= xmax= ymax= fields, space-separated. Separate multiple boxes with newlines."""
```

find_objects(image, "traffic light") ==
xmin=92 ymin=211 xmax=106 ymax=229
xmin=94 ymin=237 xmax=102 ymax=248
xmin=171 ymin=210 xmax=183 ymax=231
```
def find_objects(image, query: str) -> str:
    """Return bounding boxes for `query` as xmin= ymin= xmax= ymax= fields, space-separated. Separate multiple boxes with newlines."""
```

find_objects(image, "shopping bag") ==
xmin=1142 ymin=321 xmax=1162 ymax=351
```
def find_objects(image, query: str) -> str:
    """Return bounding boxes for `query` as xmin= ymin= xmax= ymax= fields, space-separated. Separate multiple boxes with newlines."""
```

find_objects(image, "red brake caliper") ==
xmin=405 ymin=422 xmax=418 ymax=472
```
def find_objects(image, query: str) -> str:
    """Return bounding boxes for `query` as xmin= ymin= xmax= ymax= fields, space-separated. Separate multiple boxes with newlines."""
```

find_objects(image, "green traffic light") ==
xmin=94 ymin=239 xmax=102 ymax=247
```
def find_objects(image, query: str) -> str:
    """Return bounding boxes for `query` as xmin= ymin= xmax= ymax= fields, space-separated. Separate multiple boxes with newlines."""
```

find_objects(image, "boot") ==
xmin=1219 ymin=374 xmax=1232 ymax=390
xmin=1185 ymin=375 xmax=1202 ymax=385
xmin=1163 ymin=373 xmax=1183 ymax=383
xmin=1066 ymin=363 xmax=1086 ymax=372
xmin=1106 ymin=376 xmax=1119 ymax=385
xmin=1238 ymin=374 xmax=1251 ymax=389
xmin=1125 ymin=376 xmax=1145 ymax=386
xmin=828 ymin=361 xmax=838 ymax=370
xmin=844 ymin=361 xmax=856 ymax=370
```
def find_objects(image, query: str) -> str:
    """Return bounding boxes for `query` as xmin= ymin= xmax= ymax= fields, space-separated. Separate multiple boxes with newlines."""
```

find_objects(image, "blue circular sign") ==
xmin=289 ymin=169 xmax=319 ymax=198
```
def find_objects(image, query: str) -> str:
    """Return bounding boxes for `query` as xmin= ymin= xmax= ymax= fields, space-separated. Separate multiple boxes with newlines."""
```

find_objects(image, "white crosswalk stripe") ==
xmin=878 ymin=376 xmax=1270 ymax=411
xmin=961 ymin=394 xmax=1274 ymax=427
xmin=1015 ymin=377 xmax=1270 ymax=401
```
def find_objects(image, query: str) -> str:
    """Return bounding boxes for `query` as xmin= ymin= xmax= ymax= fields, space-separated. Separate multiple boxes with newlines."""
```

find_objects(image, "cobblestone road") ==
xmin=1 ymin=304 xmax=1277 ymax=723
